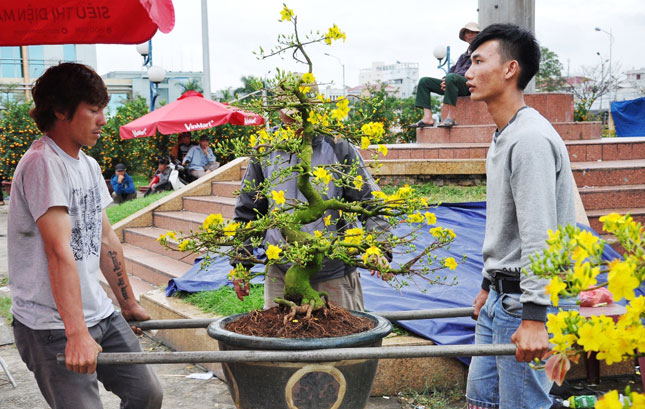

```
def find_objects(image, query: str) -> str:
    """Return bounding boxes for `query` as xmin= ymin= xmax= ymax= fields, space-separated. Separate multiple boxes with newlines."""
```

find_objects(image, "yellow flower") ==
xmin=313 ymin=230 xmax=323 ymax=238
xmin=377 ymin=144 xmax=388 ymax=157
xmin=302 ymin=72 xmax=315 ymax=83
xmin=361 ymin=137 xmax=370 ymax=150
xmin=546 ymin=312 xmax=567 ymax=336
xmin=313 ymin=167 xmax=332 ymax=184
xmin=323 ymin=214 xmax=332 ymax=226
xmin=344 ymin=227 xmax=364 ymax=245
xmin=361 ymin=245 xmax=381 ymax=263
xmin=371 ymin=191 xmax=387 ymax=200
xmin=545 ymin=276 xmax=567 ymax=306
xmin=607 ymin=260 xmax=639 ymax=301
xmin=406 ymin=212 xmax=424 ymax=223
xmin=361 ymin=122 xmax=385 ymax=139
xmin=177 ymin=239 xmax=191 ymax=251
xmin=266 ymin=244 xmax=282 ymax=260
xmin=271 ymin=190 xmax=286 ymax=206
xmin=324 ymin=24 xmax=346 ymax=45
xmin=424 ymin=212 xmax=437 ymax=225
xmin=353 ymin=175 xmax=364 ymax=190
xmin=298 ymin=85 xmax=311 ymax=94
xmin=203 ymin=213 xmax=224 ymax=230
xmin=223 ymin=222 xmax=240 ymax=237
xmin=331 ymin=97 xmax=350 ymax=121
xmin=279 ymin=6 xmax=294 ymax=21
xmin=577 ymin=322 xmax=603 ymax=351
xmin=444 ymin=257 xmax=458 ymax=270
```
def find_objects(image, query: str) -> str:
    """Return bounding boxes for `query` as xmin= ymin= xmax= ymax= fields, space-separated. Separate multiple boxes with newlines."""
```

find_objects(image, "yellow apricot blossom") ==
xmin=302 ymin=72 xmax=315 ymax=83
xmin=361 ymin=137 xmax=370 ymax=150
xmin=377 ymin=144 xmax=388 ymax=157
xmin=444 ymin=257 xmax=458 ymax=270
xmin=424 ymin=212 xmax=437 ymax=225
xmin=344 ymin=227 xmax=364 ymax=245
xmin=266 ymin=244 xmax=283 ymax=260
xmin=223 ymin=222 xmax=240 ymax=237
xmin=313 ymin=167 xmax=332 ymax=184
xmin=545 ymin=276 xmax=567 ymax=306
xmin=279 ymin=6 xmax=294 ymax=21
xmin=361 ymin=246 xmax=381 ymax=264
xmin=271 ymin=190 xmax=286 ymax=206
xmin=353 ymin=175 xmax=364 ymax=190
xmin=203 ymin=213 xmax=224 ymax=230
xmin=177 ymin=239 xmax=191 ymax=251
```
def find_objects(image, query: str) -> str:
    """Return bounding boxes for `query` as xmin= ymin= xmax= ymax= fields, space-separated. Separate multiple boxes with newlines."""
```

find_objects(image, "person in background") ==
xmin=144 ymin=157 xmax=173 ymax=196
xmin=412 ymin=22 xmax=481 ymax=129
xmin=464 ymin=24 xmax=577 ymax=409
xmin=110 ymin=163 xmax=136 ymax=203
xmin=8 ymin=62 xmax=162 ymax=409
xmin=182 ymin=134 xmax=219 ymax=179
xmin=169 ymin=131 xmax=196 ymax=163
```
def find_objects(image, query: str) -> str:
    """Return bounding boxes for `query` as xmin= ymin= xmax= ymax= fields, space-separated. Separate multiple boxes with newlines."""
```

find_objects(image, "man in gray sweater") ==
xmin=463 ymin=25 xmax=577 ymax=409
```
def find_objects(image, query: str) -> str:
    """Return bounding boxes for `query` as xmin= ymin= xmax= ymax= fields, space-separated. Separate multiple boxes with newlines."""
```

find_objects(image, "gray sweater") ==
xmin=234 ymin=134 xmax=390 ymax=283
xmin=482 ymin=107 xmax=576 ymax=321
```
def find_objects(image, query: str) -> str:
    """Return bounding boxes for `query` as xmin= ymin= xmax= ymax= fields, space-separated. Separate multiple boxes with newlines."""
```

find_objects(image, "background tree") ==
xmin=567 ymin=63 xmax=621 ymax=121
xmin=176 ymin=78 xmax=204 ymax=94
xmin=536 ymin=46 xmax=566 ymax=92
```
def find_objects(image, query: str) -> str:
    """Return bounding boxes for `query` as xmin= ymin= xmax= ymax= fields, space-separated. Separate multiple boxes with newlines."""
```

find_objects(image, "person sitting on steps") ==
xmin=412 ymin=22 xmax=481 ymax=129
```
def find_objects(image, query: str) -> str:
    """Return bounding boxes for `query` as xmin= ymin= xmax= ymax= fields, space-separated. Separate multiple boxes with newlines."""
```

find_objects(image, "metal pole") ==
xmin=58 ymin=343 xmax=516 ymax=366
xmin=201 ymin=0 xmax=212 ymax=99
xmin=128 ymin=307 xmax=475 ymax=330
xmin=148 ymin=40 xmax=155 ymax=111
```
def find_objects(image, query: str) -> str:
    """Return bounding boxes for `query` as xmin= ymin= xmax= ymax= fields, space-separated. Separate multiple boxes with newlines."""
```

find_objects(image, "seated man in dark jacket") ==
xmin=110 ymin=163 xmax=136 ymax=203
xmin=412 ymin=22 xmax=481 ymax=128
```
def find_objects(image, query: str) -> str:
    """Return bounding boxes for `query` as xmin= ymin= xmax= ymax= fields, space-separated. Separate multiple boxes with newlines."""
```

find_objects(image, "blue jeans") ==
xmin=465 ymin=290 xmax=577 ymax=409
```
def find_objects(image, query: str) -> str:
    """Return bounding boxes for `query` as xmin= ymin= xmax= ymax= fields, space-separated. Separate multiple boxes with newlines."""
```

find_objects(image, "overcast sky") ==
xmin=96 ymin=0 xmax=644 ymax=93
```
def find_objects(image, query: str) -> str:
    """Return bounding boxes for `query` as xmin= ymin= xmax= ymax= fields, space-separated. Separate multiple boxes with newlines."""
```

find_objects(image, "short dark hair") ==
xmin=199 ymin=135 xmax=209 ymax=142
xmin=30 ymin=63 xmax=110 ymax=132
xmin=469 ymin=24 xmax=540 ymax=90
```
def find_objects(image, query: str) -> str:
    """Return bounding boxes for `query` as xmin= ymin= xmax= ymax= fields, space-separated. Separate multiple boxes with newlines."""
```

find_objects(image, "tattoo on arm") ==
xmin=108 ymin=250 xmax=129 ymax=300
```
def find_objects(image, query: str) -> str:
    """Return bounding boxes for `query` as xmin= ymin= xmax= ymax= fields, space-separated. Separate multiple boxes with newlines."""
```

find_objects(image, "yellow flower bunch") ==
xmin=324 ymin=24 xmax=346 ymax=45
xmin=302 ymin=72 xmax=316 ymax=83
xmin=353 ymin=175 xmax=364 ymax=190
xmin=330 ymin=97 xmax=350 ymax=122
xmin=313 ymin=167 xmax=332 ymax=184
xmin=344 ymin=227 xmax=364 ymax=245
xmin=203 ymin=213 xmax=225 ymax=230
xmin=279 ymin=5 xmax=294 ymax=22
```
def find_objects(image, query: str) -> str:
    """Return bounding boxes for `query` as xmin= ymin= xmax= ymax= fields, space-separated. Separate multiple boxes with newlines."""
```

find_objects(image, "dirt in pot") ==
xmin=225 ymin=304 xmax=375 ymax=338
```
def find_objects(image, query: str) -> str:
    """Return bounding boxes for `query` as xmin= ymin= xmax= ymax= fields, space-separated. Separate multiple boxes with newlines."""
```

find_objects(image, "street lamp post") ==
xmin=596 ymin=52 xmax=605 ymax=111
xmin=324 ymin=52 xmax=345 ymax=97
xmin=595 ymin=26 xmax=613 ymax=99
xmin=136 ymin=41 xmax=166 ymax=111
xmin=433 ymin=45 xmax=451 ymax=74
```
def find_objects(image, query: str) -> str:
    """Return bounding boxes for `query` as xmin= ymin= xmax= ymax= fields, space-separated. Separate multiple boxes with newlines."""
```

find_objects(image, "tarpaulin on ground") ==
xmin=611 ymin=97 xmax=645 ymax=137
xmin=166 ymin=202 xmax=631 ymax=364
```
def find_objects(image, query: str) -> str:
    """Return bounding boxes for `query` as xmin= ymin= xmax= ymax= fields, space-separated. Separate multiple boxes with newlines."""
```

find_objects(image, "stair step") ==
xmin=365 ymin=138 xmax=645 ymax=163
xmin=416 ymin=122 xmax=601 ymax=144
xmin=122 ymin=243 xmax=192 ymax=287
xmin=586 ymin=207 xmax=645 ymax=232
xmin=100 ymin=273 xmax=157 ymax=304
xmin=183 ymin=195 xmax=237 ymax=217
xmin=572 ymin=160 xmax=645 ymax=187
xmin=123 ymin=226 xmax=200 ymax=264
xmin=211 ymin=180 xmax=242 ymax=198
xmin=153 ymin=210 xmax=208 ymax=232
xmin=579 ymin=184 xmax=645 ymax=210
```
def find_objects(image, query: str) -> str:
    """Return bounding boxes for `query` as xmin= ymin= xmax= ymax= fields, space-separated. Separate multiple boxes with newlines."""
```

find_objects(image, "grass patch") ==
xmin=382 ymin=183 xmax=486 ymax=204
xmin=106 ymin=191 xmax=172 ymax=224
xmin=0 ymin=277 xmax=7 ymax=286
xmin=398 ymin=382 xmax=466 ymax=409
xmin=176 ymin=284 xmax=264 ymax=316
xmin=0 ymin=296 xmax=12 ymax=322
xmin=130 ymin=173 xmax=151 ymax=188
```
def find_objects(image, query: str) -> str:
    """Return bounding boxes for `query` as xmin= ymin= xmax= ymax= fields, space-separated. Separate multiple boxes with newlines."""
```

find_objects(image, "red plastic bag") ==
xmin=579 ymin=287 xmax=613 ymax=307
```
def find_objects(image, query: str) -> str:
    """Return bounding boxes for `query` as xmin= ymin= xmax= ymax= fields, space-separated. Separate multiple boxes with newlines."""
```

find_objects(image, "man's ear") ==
xmin=54 ymin=111 xmax=66 ymax=120
xmin=505 ymin=60 xmax=520 ymax=82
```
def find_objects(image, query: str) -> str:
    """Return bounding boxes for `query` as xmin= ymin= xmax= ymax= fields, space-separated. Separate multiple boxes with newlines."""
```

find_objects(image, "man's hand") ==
xmin=65 ymin=331 xmax=102 ymax=374
xmin=440 ymin=77 xmax=446 ymax=91
xmin=471 ymin=289 xmax=488 ymax=320
xmin=121 ymin=303 xmax=151 ymax=335
xmin=117 ymin=174 xmax=124 ymax=183
xmin=511 ymin=320 xmax=550 ymax=363
xmin=367 ymin=254 xmax=392 ymax=280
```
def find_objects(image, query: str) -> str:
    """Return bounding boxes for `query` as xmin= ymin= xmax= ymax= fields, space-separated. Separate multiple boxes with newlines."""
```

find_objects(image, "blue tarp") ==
xmin=611 ymin=97 xmax=645 ymax=137
xmin=166 ymin=202 xmax=634 ymax=364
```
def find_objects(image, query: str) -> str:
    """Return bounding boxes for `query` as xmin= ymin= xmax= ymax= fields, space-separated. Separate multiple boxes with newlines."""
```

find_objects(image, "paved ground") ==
xmin=0 ymin=201 xmax=407 ymax=408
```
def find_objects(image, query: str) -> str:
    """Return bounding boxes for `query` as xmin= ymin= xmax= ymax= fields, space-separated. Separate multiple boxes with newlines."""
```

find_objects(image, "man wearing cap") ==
xmin=412 ymin=22 xmax=481 ymax=128
xmin=182 ymin=135 xmax=219 ymax=179
xmin=110 ymin=163 xmax=137 ymax=203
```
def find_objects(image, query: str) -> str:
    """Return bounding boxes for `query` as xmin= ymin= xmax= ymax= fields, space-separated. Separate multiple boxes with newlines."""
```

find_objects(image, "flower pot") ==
xmin=207 ymin=311 xmax=392 ymax=409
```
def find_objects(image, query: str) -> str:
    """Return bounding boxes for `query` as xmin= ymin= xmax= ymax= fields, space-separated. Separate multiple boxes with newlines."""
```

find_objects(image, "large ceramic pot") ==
xmin=207 ymin=311 xmax=392 ymax=409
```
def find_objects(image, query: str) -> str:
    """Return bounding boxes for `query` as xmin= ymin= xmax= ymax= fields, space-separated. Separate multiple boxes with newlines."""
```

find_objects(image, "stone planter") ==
xmin=207 ymin=311 xmax=392 ymax=409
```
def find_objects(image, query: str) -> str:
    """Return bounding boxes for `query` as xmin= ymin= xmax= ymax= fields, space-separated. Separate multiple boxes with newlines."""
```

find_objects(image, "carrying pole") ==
xmin=58 ymin=343 xmax=516 ymax=366
xmin=128 ymin=307 xmax=476 ymax=330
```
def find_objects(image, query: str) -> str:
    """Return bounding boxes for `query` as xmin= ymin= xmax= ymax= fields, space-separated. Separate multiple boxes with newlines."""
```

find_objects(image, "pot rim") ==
xmin=207 ymin=310 xmax=392 ymax=350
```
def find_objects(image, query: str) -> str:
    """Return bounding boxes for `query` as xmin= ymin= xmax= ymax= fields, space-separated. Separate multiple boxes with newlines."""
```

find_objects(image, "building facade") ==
xmin=358 ymin=61 xmax=419 ymax=98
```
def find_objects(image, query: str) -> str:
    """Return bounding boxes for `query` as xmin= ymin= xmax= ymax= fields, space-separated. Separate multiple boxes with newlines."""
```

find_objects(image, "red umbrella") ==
xmin=119 ymin=91 xmax=265 ymax=140
xmin=0 ymin=0 xmax=174 ymax=46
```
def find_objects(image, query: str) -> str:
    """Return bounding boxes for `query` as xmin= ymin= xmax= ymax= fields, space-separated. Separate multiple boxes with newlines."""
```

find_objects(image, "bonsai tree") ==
xmin=159 ymin=5 xmax=460 ymax=319
xmin=529 ymin=214 xmax=645 ymax=407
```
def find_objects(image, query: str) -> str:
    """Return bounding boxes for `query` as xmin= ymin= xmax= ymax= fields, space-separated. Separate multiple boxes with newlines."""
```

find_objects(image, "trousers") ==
xmin=415 ymin=73 xmax=470 ymax=108
xmin=13 ymin=311 xmax=163 ymax=409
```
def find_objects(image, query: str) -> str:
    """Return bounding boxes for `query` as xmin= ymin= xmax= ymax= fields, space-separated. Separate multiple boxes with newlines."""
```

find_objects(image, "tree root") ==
xmin=275 ymin=297 xmax=316 ymax=325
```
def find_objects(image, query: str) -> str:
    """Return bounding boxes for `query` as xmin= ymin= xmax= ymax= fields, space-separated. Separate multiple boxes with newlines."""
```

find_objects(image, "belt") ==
xmin=490 ymin=276 xmax=522 ymax=294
